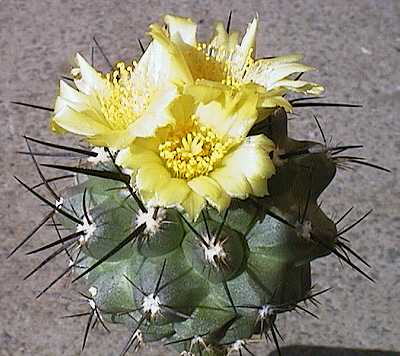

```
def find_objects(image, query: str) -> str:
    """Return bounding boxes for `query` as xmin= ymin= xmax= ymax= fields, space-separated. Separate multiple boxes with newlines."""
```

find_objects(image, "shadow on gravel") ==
xmin=268 ymin=346 xmax=400 ymax=356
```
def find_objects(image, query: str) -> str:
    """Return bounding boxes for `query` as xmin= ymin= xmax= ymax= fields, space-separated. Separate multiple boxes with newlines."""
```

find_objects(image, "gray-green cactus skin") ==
xmin=51 ymin=108 xmax=342 ymax=356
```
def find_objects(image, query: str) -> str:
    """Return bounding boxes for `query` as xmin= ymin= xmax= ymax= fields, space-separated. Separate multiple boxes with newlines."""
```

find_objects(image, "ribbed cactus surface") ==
xmin=48 ymin=109 xmax=338 ymax=355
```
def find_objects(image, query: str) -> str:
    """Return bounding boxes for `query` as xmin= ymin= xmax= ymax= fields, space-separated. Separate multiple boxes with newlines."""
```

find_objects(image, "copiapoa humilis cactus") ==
xmin=10 ymin=13 xmax=390 ymax=356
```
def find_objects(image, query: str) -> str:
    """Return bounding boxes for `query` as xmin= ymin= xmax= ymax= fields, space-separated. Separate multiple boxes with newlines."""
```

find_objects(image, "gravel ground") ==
xmin=1 ymin=0 xmax=399 ymax=355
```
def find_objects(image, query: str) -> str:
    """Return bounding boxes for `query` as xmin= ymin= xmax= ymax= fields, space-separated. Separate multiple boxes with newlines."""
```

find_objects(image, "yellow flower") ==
xmin=151 ymin=15 xmax=324 ymax=113
xmin=51 ymin=33 xmax=192 ymax=148
xmin=117 ymin=89 xmax=275 ymax=221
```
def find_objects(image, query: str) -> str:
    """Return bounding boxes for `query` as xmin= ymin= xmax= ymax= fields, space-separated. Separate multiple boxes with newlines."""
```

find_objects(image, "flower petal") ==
xmin=238 ymin=17 xmax=258 ymax=59
xmin=157 ymin=178 xmax=191 ymax=207
xmin=164 ymin=15 xmax=197 ymax=46
xmin=247 ymin=61 xmax=316 ymax=89
xmin=136 ymin=162 xmax=171 ymax=200
xmin=269 ymin=79 xmax=324 ymax=95
xmin=117 ymin=138 xmax=162 ymax=169
xmin=184 ymin=80 xmax=224 ymax=104
xmin=188 ymin=176 xmax=231 ymax=212
xmin=210 ymin=165 xmax=252 ymax=199
xmin=129 ymin=84 xmax=178 ymax=138
xmin=134 ymin=137 xmax=163 ymax=153
xmin=209 ymin=22 xmax=239 ymax=52
xmin=115 ymin=147 xmax=134 ymax=168
xmin=180 ymin=190 xmax=206 ymax=222
xmin=52 ymin=106 xmax=110 ymax=137
xmin=53 ymin=80 xmax=105 ymax=127
xmin=88 ymin=130 xmax=135 ymax=149
xmin=259 ymin=53 xmax=304 ymax=65
xmin=211 ymin=134 xmax=275 ymax=198
xmin=144 ymin=24 xmax=193 ymax=85
xmin=258 ymin=95 xmax=293 ymax=112
xmin=58 ymin=80 xmax=91 ymax=109
xmin=167 ymin=94 xmax=196 ymax=133
xmin=195 ymin=88 xmax=258 ymax=139
xmin=74 ymin=53 xmax=109 ymax=96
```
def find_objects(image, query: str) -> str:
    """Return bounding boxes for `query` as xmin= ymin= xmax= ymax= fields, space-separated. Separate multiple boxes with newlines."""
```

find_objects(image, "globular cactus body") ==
xmin=12 ymin=13 xmax=383 ymax=356
xmin=50 ymin=109 xmax=337 ymax=355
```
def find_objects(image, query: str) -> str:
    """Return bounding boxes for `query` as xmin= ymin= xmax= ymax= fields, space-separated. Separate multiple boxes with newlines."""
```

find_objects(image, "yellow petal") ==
xmin=116 ymin=138 xmax=162 ymax=169
xmin=269 ymin=79 xmax=324 ymax=95
xmin=54 ymin=81 xmax=104 ymax=124
xmin=54 ymin=96 xmax=103 ymax=125
xmin=88 ymin=130 xmax=135 ymax=149
xmin=188 ymin=176 xmax=231 ymax=212
xmin=184 ymin=80 xmax=224 ymax=104
xmin=247 ymin=61 xmax=316 ymax=89
xmin=147 ymin=24 xmax=193 ymax=85
xmin=115 ymin=147 xmax=133 ymax=168
xmin=129 ymin=84 xmax=178 ymax=138
xmin=50 ymin=120 xmax=66 ymax=134
xmin=211 ymin=135 xmax=275 ymax=198
xmin=258 ymin=95 xmax=293 ymax=112
xmin=227 ymin=16 xmax=258 ymax=76
xmin=260 ymin=53 xmax=304 ymax=65
xmin=167 ymin=94 xmax=196 ymax=132
xmin=133 ymin=137 xmax=162 ymax=153
xmin=59 ymin=80 xmax=102 ymax=112
xmin=180 ymin=190 xmax=206 ymax=222
xmin=74 ymin=53 xmax=109 ymax=96
xmin=131 ymin=146 xmax=162 ymax=168
xmin=238 ymin=17 xmax=258 ymax=59
xmin=157 ymin=178 xmax=191 ymax=207
xmin=195 ymin=88 xmax=258 ymax=139
xmin=224 ymin=135 xmax=275 ymax=195
xmin=59 ymin=80 xmax=89 ymax=109
xmin=164 ymin=15 xmax=197 ymax=46
xmin=136 ymin=162 xmax=171 ymax=200
xmin=52 ymin=106 xmax=110 ymax=137
xmin=210 ymin=165 xmax=252 ymax=199
xmin=209 ymin=21 xmax=239 ymax=52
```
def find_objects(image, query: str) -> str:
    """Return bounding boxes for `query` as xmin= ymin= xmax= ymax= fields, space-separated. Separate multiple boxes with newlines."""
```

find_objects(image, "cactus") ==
xmin=11 ymin=14 xmax=389 ymax=356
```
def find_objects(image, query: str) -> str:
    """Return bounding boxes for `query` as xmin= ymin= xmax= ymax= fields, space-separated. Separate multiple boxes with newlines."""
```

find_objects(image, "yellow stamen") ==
xmin=159 ymin=118 xmax=232 ymax=180
xmin=188 ymin=42 xmax=255 ymax=90
xmin=99 ymin=61 xmax=152 ymax=130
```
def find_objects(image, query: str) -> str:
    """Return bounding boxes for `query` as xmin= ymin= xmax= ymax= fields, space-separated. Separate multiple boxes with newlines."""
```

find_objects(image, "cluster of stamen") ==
xmin=159 ymin=118 xmax=230 ymax=180
xmin=194 ymin=42 xmax=255 ymax=89
xmin=99 ymin=62 xmax=152 ymax=130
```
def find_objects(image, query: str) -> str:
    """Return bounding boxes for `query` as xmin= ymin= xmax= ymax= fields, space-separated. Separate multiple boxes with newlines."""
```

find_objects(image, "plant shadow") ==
xmin=268 ymin=346 xmax=400 ymax=356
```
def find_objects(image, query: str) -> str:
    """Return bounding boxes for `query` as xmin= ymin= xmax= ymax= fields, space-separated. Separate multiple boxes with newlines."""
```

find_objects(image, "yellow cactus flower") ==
xmin=51 ymin=33 xmax=192 ymax=148
xmin=117 ymin=90 xmax=275 ymax=221
xmin=151 ymin=14 xmax=323 ymax=113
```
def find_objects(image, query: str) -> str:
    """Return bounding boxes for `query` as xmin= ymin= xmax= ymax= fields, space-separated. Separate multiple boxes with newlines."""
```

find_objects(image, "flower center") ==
xmin=159 ymin=118 xmax=231 ymax=180
xmin=99 ymin=62 xmax=152 ymax=130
